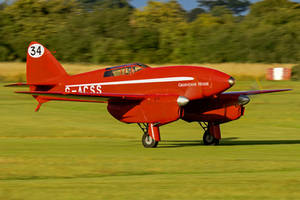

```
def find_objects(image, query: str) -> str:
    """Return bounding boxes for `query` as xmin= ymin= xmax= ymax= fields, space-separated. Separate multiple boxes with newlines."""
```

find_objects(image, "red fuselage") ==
xmin=62 ymin=65 xmax=232 ymax=99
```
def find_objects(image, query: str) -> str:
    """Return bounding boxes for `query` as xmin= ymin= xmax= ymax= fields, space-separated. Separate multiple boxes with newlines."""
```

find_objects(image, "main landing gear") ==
xmin=138 ymin=123 xmax=160 ymax=148
xmin=137 ymin=122 xmax=221 ymax=147
xmin=199 ymin=122 xmax=221 ymax=145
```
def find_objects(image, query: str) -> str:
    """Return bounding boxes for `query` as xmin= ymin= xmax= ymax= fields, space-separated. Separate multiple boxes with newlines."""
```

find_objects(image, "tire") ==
xmin=203 ymin=131 xmax=219 ymax=145
xmin=142 ymin=134 xmax=158 ymax=148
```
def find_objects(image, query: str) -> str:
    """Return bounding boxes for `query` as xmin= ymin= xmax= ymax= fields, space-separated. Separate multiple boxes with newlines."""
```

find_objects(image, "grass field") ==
xmin=1 ymin=80 xmax=300 ymax=200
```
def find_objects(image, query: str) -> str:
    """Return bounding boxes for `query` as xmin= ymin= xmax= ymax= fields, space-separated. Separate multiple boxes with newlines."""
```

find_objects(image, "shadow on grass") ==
xmin=158 ymin=137 xmax=300 ymax=148
xmin=220 ymin=140 xmax=300 ymax=146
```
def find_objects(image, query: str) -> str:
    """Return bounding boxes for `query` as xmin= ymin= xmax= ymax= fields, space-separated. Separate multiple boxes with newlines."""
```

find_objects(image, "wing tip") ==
xmin=4 ymin=83 xmax=28 ymax=87
xmin=222 ymin=88 xmax=292 ymax=96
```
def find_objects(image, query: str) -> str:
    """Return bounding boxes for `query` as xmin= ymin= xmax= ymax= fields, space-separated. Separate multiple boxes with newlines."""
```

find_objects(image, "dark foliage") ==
xmin=291 ymin=64 xmax=300 ymax=81
xmin=197 ymin=0 xmax=250 ymax=14
xmin=0 ymin=0 xmax=299 ymax=64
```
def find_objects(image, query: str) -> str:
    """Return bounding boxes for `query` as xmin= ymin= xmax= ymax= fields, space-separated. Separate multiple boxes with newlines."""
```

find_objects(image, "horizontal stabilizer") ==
xmin=5 ymin=83 xmax=55 ymax=87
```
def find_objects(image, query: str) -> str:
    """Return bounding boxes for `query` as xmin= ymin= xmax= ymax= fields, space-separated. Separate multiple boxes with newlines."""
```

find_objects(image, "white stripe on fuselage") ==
xmin=66 ymin=77 xmax=194 ymax=87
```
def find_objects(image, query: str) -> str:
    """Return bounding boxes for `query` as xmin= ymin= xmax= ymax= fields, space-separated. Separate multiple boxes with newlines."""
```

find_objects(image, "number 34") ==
xmin=28 ymin=44 xmax=45 ymax=58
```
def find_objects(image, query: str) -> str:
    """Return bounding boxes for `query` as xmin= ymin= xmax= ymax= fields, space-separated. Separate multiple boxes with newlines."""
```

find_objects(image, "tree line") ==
xmin=0 ymin=0 xmax=299 ymax=64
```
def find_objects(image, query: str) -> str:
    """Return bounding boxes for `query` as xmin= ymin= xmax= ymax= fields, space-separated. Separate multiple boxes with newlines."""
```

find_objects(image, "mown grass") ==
xmin=0 ymin=80 xmax=300 ymax=200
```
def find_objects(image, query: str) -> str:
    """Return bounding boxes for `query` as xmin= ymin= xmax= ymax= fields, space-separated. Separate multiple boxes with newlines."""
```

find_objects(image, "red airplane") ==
xmin=7 ymin=42 xmax=290 ymax=148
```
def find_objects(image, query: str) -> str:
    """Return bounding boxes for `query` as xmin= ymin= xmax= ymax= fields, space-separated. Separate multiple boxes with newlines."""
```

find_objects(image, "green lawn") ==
xmin=0 ymin=81 xmax=300 ymax=200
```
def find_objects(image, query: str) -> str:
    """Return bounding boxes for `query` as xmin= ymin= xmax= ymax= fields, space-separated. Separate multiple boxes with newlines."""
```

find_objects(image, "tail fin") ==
xmin=26 ymin=41 xmax=68 ymax=84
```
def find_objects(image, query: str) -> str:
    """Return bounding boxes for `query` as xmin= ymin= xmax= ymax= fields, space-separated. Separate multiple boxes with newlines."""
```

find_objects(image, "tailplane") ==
xmin=6 ymin=42 xmax=69 ymax=111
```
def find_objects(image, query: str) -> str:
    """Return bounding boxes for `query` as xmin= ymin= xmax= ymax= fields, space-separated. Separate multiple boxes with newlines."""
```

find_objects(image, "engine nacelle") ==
xmin=182 ymin=104 xmax=244 ymax=123
xmin=107 ymin=96 xmax=180 ymax=124
xmin=182 ymin=95 xmax=246 ymax=123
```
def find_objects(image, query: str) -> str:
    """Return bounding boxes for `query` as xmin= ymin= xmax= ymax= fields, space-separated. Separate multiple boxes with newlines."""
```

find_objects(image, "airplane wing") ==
xmin=222 ymin=89 xmax=291 ymax=96
xmin=220 ymin=89 xmax=291 ymax=106
xmin=13 ymin=89 xmax=174 ymax=112
xmin=5 ymin=83 xmax=56 ymax=87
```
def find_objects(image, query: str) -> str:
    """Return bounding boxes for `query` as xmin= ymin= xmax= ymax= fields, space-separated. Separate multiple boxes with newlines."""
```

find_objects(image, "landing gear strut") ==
xmin=138 ymin=123 xmax=160 ymax=148
xmin=199 ymin=122 xmax=220 ymax=145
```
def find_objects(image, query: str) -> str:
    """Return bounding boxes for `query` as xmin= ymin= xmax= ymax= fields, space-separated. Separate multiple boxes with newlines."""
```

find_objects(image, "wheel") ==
xmin=203 ymin=131 xmax=219 ymax=145
xmin=142 ymin=134 xmax=158 ymax=148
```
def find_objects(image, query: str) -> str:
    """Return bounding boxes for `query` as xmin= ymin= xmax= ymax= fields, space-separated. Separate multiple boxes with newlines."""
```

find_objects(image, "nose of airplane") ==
xmin=202 ymin=70 xmax=234 ymax=96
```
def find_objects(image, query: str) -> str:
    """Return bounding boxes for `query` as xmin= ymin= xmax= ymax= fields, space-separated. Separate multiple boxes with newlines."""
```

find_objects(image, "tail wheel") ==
xmin=203 ymin=131 xmax=219 ymax=145
xmin=142 ymin=134 xmax=158 ymax=148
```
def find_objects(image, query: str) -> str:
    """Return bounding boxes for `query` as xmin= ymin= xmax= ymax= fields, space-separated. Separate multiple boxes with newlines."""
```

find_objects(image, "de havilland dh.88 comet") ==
xmin=7 ymin=42 xmax=291 ymax=148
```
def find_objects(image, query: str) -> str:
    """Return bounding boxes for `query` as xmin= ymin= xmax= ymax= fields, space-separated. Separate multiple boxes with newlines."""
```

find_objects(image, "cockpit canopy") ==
xmin=103 ymin=63 xmax=149 ymax=78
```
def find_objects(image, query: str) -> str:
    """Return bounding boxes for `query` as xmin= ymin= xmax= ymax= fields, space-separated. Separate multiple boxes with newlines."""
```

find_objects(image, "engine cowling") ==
xmin=107 ymin=96 xmax=181 ymax=124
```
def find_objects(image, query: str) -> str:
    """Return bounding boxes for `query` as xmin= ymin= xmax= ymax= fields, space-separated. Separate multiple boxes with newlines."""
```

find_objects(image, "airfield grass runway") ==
xmin=0 ymin=81 xmax=300 ymax=199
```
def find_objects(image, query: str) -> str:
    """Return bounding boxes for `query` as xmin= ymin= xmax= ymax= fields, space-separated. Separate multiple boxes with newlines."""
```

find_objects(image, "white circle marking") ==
xmin=28 ymin=44 xmax=45 ymax=58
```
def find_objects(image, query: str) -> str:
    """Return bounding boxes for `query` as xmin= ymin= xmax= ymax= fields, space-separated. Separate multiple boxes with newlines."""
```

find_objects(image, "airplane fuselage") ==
xmin=60 ymin=65 xmax=233 ymax=101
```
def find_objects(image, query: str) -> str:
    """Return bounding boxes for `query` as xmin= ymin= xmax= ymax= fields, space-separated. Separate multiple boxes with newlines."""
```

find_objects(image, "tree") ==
xmin=133 ymin=0 xmax=186 ymax=27
xmin=197 ymin=0 xmax=250 ymax=15
xmin=50 ymin=0 xmax=134 ymax=63
xmin=241 ymin=0 xmax=300 ymax=62
xmin=249 ymin=0 xmax=298 ymax=17
xmin=132 ymin=0 xmax=187 ymax=62
xmin=0 ymin=3 xmax=11 ymax=61
xmin=0 ymin=1 xmax=8 ymax=10
xmin=0 ymin=0 xmax=300 ymax=64
xmin=1 ymin=0 xmax=80 ymax=61
xmin=78 ymin=0 xmax=133 ymax=9
xmin=187 ymin=8 xmax=206 ymax=22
